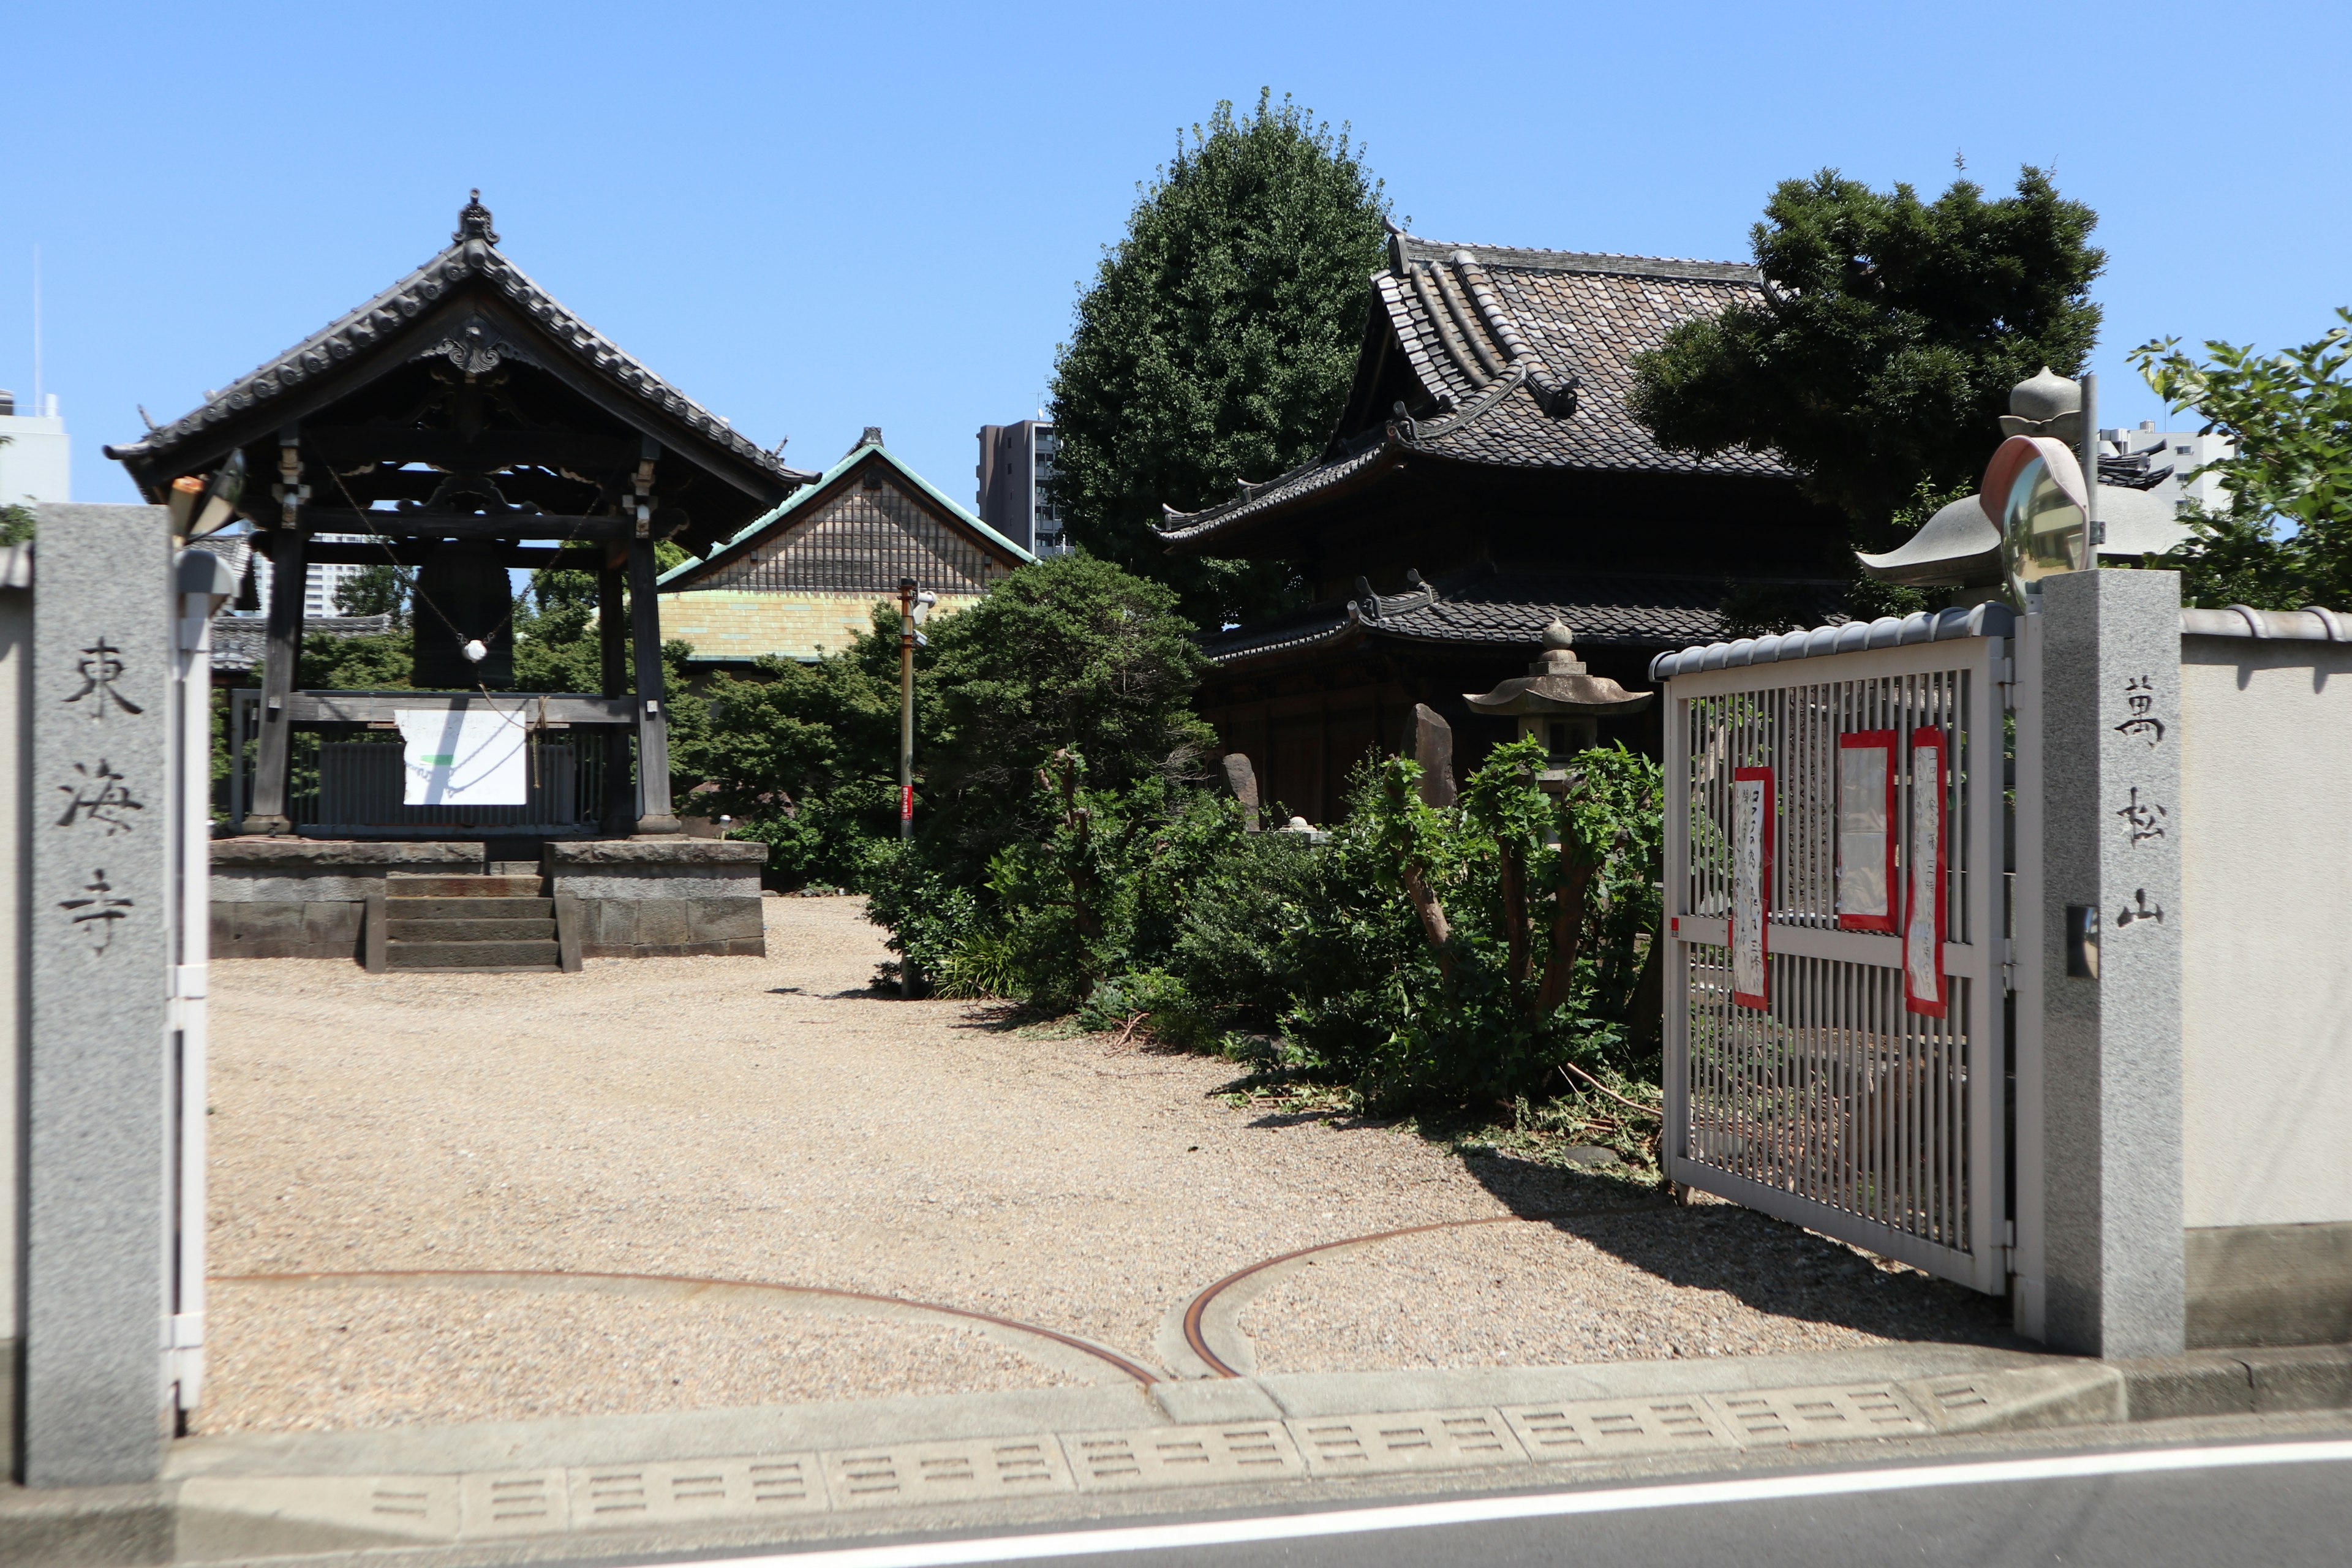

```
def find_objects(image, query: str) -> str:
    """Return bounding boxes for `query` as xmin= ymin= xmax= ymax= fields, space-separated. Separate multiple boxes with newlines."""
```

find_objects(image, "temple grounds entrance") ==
xmin=198 ymin=897 xmax=2011 ymax=1434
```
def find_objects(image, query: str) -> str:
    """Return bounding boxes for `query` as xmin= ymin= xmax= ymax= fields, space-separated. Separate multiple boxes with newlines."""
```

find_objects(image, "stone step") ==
xmin=385 ymin=917 xmax=557 ymax=942
xmin=382 ymin=896 xmax=554 ymax=920
xmin=386 ymin=939 xmax=561 ymax=971
xmin=384 ymin=873 xmax=543 ymax=899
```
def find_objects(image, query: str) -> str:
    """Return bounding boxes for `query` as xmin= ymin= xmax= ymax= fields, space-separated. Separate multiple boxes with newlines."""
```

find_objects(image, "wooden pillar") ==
xmin=597 ymin=563 xmax=633 ymax=836
xmin=244 ymin=527 xmax=307 ymax=834
xmin=626 ymin=539 xmax=679 ymax=835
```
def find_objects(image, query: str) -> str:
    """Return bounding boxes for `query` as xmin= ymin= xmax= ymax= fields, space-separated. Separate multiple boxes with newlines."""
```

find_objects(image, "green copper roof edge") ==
xmin=657 ymin=440 xmax=1036 ymax=589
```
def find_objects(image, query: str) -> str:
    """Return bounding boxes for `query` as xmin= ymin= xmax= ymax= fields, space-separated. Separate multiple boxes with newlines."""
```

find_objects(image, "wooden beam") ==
xmin=626 ymin=540 xmax=680 ymax=835
xmin=288 ymin=540 xmax=606 ymax=569
xmin=302 ymin=428 xmax=643 ymax=472
xmin=599 ymin=567 xmax=632 ymax=835
xmin=282 ymin=692 xmax=633 ymax=725
xmin=244 ymin=529 xmax=308 ymax=832
xmin=293 ymin=508 xmax=634 ymax=541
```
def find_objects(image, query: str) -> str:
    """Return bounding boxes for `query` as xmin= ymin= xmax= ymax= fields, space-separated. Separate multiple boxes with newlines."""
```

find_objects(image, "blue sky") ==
xmin=9 ymin=1 xmax=2347 ymax=509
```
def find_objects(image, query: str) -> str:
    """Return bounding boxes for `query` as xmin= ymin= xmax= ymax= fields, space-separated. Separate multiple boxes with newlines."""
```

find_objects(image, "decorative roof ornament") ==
xmin=454 ymin=189 xmax=499 ymax=246
xmin=1998 ymin=365 xmax=2083 ymax=444
xmin=1858 ymin=364 xmax=2187 ymax=593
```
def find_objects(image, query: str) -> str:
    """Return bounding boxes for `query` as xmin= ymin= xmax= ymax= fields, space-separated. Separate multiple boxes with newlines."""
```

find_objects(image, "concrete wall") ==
xmin=2179 ymin=632 xmax=2352 ymax=1344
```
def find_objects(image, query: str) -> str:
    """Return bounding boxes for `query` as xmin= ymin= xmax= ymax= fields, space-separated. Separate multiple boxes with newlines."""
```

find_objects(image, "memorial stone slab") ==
xmin=23 ymin=503 xmax=175 ymax=1485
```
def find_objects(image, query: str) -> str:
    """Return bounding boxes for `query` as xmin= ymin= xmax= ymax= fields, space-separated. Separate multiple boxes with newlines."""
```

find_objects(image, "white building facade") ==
xmin=0 ymin=391 xmax=70 ymax=505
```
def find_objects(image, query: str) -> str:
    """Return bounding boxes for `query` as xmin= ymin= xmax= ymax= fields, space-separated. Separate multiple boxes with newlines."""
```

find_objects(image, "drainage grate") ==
xmin=1498 ymin=1397 xmax=1735 ymax=1459
xmin=460 ymin=1470 xmax=570 ymax=1536
xmin=1704 ymin=1384 xmax=1930 ymax=1442
xmin=564 ymin=1457 xmax=826 ymax=1524
xmin=1291 ymin=1409 xmax=1529 ymax=1475
xmin=1065 ymin=1423 xmax=1305 ymax=1492
xmin=824 ymin=1439 xmax=1074 ymax=1509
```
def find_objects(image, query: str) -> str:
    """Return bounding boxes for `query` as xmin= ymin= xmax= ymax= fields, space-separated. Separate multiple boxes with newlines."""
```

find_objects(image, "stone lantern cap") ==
xmin=1464 ymin=620 xmax=1654 ymax=717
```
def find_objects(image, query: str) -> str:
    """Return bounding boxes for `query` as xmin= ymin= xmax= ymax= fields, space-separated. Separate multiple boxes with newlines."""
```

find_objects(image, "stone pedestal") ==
xmin=211 ymin=840 xmax=481 ymax=959
xmin=545 ymin=839 xmax=768 ymax=957
xmin=211 ymin=837 xmax=770 ymax=962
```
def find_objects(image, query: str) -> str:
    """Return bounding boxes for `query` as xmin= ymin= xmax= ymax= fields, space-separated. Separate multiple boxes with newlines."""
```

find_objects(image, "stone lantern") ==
xmin=1464 ymin=620 xmax=1653 ymax=785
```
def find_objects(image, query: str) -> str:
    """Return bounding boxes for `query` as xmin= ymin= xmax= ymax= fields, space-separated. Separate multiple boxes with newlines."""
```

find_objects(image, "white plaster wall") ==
xmin=2179 ymin=637 xmax=2352 ymax=1227
xmin=0 ymin=412 xmax=71 ymax=505
xmin=0 ymin=585 xmax=28 ymax=1341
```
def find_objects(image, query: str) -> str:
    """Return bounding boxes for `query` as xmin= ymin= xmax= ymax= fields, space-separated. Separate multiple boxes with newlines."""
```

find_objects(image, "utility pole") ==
xmin=898 ymin=577 xmax=916 ymax=844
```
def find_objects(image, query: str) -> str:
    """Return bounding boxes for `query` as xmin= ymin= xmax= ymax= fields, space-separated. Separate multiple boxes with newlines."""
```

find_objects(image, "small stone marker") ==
xmin=1409 ymin=703 xmax=1457 ymax=807
xmin=24 ymin=503 xmax=176 ymax=1485
xmin=1216 ymin=752 xmax=1261 ymax=831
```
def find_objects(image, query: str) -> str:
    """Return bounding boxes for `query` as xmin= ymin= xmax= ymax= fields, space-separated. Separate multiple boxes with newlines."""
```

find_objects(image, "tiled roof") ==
xmin=211 ymin=613 xmax=394 ymax=675
xmin=107 ymin=218 xmax=817 ymax=493
xmin=1202 ymin=564 xmax=1847 ymax=668
xmin=1161 ymin=232 xmax=1791 ymax=549
xmin=661 ymin=433 xmax=1031 ymax=590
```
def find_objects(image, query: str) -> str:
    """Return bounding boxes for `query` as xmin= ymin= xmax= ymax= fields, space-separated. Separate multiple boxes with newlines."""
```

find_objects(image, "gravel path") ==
xmin=203 ymin=897 xmax=2013 ymax=1434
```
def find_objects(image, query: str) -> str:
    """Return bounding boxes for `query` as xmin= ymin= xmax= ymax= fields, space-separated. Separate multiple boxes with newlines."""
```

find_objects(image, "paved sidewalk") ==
xmin=8 ymin=1341 xmax=2347 ymax=1564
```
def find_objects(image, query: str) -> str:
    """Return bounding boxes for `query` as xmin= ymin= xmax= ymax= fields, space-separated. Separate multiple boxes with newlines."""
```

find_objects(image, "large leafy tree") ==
xmin=2130 ymin=311 xmax=2352 ymax=608
xmin=1050 ymin=90 xmax=1391 ymax=625
xmin=918 ymin=551 xmax=1212 ymax=874
xmin=1629 ymin=168 xmax=2104 ymax=548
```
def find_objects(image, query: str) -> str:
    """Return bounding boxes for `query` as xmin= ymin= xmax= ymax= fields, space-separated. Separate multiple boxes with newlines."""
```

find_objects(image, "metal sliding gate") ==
xmin=1659 ymin=612 xmax=2012 ymax=1294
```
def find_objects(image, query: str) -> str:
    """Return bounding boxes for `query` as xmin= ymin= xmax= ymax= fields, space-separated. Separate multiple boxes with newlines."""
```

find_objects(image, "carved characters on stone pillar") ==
xmin=58 ymin=867 xmax=135 ymax=954
xmin=55 ymin=759 xmax=145 ymax=834
xmin=2114 ymin=674 xmax=2166 ymax=745
xmin=2114 ymin=785 xmax=2168 ymax=846
xmin=2117 ymin=886 xmax=2165 ymax=927
xmin=63 ymin=638 xmax=143 ymax=719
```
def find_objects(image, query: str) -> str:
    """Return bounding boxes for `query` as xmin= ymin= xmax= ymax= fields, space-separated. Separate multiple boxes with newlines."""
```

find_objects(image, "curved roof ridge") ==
xmin=108 ymin=233 xmax=816 ymax=489
xmin=1392 ymin=230 xmax=1760 ymax=283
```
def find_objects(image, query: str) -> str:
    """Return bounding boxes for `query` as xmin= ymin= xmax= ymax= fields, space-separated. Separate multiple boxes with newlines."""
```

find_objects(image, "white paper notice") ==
xmin=1836 ymin=743 xmax=1891 ymax=924
xmin=1732 ymin=774 xmax=1768 ymax=1005
xmin=395 ymin=709 xmax=529 ymax=807
xmin=1905 ymin=739 xmax=1943 ymax=1010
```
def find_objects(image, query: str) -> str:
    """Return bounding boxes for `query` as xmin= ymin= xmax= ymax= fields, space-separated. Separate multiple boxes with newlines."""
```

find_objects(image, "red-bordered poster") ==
xmin=1732 ymin=765 xmax=1773 ymax=1009
xmin=1835 ymin=730 xmax=1898 ymax=932
xmin=1904 ymin=728 xmax=1948 ymax=1017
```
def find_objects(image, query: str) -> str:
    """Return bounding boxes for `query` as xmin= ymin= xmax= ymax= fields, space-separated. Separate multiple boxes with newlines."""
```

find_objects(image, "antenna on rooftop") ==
xmin=31 ymin=244 xmax=41 ymax=415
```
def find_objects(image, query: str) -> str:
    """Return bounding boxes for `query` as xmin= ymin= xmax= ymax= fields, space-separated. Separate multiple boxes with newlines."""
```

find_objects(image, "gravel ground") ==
xmin=1240 ymin=1199 xmax=2013 ymax=1374
xmin=204 ymin=896 xmax=2015 ymax=1434
xmin=202 ymin=1281 xmax=1080 ymax=1433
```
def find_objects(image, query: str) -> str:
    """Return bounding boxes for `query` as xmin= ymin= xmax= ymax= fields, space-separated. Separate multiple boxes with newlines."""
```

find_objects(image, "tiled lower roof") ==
xmin=1202 ymin=565 xmax=1849 ymax=668
xmin=211 ymin=613 xmax=394 ymax=675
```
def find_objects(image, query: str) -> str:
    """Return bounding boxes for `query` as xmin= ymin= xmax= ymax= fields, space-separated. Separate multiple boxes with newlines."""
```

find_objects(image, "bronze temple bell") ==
xmin=1465 ymin=620 xmax=1653 ymax=776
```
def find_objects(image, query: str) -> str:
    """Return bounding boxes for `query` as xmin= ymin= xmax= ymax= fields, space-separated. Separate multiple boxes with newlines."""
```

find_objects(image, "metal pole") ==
xmin=897 ymin=577 xmax=916 ymax=1000
xmin=898 ymin=577 xmax=916 ymax=843
xmin=170 ymin=561 xmax=215 ymax=1425
xmin=2081 ymin=373 xmax=2101 ymax=555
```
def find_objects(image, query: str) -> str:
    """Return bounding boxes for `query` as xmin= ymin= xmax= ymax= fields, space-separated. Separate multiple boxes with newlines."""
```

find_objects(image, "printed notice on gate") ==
xmin=1836 ymin=731 xmax=1896 ymax=930
xmin=1904 ymin=729 xmax=1948 ymax=1016
xmin=1732 ymin=766 xmax=1772 ymax=1008
xmin=395 ymin=708 xmax=529 ymax=807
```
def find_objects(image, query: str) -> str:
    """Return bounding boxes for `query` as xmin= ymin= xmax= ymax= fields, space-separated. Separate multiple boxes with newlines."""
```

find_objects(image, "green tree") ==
xmin=918 ymin=551 xmax=1213 ymax=875
xmin=2130 ymin=311 xmax=2352 ymax=608
xmin=1629 ymin=167 xmax=2105 ymax=548
xmin=1049 ymin=89 xmax=1391 ymax=624
xmin=333 ymin=562 xmax=410 ymax=624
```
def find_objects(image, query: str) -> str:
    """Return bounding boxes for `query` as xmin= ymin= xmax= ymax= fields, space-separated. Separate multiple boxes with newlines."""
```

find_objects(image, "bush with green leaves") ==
xmin=901 ymin=733 xmax=1667 ymax=1114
